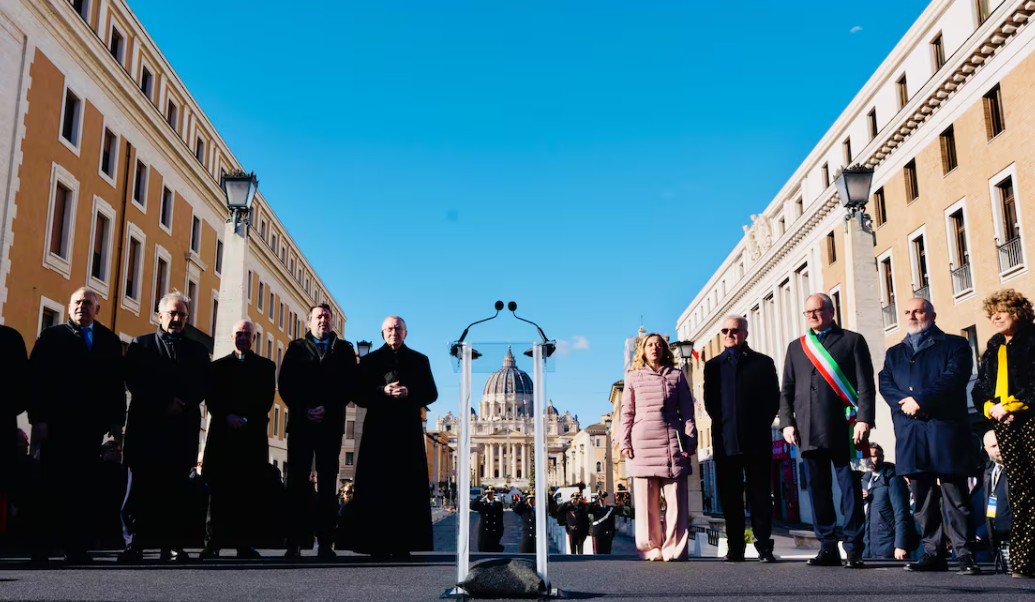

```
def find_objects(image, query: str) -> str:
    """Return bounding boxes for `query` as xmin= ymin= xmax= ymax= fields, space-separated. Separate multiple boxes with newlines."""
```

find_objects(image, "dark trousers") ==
xmin=285 ymin=431 xmax=340 ymax=548
xmin=909 ymin=474 xmax=974 ymax=559
xmin=568 ymin=530 xmax=587 ymax=554
xmin=37 ymin=439 xmax=98 ymax=557
xmin=206 ymin=473 xmax=260 ymax=551
xmin=477 ymin=529 xmax=503 ymax=553
xmin=803 ymin=449 xmax=864 ymax=556
xmin=123 ymin=464 xmax=193 ymax=551
xmin=591 ymin=532 xmax=613 ymax=554
xmin=716 ymin=452 xmax=773 ymax=552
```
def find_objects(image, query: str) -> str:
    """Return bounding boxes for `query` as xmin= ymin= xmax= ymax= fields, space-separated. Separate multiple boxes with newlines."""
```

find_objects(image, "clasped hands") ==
xmin=782 ymin=421 xmax=870 ymax=447
xmin=384 ymin=381 xmax=409 ymax=399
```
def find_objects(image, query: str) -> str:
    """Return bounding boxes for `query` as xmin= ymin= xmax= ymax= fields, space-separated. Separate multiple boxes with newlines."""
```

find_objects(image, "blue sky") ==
xmin=133 ymin=1 xmax=927 ymax=426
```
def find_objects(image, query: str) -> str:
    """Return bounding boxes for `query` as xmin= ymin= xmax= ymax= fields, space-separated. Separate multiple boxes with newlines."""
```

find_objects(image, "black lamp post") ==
xmin=670 ymin=340 xmax=695 ymax=367
xmin=834 ymin=165 xmax=875 ymax=229
xmin=219 ymin=170 xmax=258 ymax=230
xmin=356 ymin=340 xmax=372 ymax=358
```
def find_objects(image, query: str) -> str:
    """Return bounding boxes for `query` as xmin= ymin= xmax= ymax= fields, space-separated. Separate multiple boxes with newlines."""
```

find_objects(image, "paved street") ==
xmin=0 ymin=511 xmax=1032 ymax=601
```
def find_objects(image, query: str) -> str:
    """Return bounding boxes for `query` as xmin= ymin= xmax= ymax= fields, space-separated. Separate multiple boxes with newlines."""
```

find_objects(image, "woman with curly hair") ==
xmin=972 ymin=288 xmax=1035 ymax=578
xmin=619 ymin=333 xmax=697 ymax=561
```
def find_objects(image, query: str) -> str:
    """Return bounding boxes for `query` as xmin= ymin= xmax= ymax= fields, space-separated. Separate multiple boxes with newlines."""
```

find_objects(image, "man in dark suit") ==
xmin=471 ymin=485 xmax=505 ymax=552
xmin=351 ymin=315 xmax=438 ymax=557
xmin=982 ymin=430 xmax=1010 ymax=563
xmin=200 ymin=319 xmax=274 ymax=559
xmin=512 ymin=491 xmax=538 ymax=553
xmin=589 ymin=491 xmax=617 ymax=554
xmin=120 ymin=292 xmax=210 ymax=563
xmin=28 ymin=287 xmax=125 ymax=563
xmin=779 ymin=293 xmax=875 ymax=568
xmin=704 ymin=314 xmax=780 ymax=563
xmin=879 ymin=298 xmax=980 ymax=575
xmin=0 ymin=323 xmax=28 ymax=544
xmin=557 ymin=492 xmax=590 ymax=554
xmin=279 ymin=303 xmax=358 ymax=559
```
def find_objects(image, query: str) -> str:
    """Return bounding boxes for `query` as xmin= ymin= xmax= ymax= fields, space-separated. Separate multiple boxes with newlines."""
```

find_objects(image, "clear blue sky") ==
xmin=132 ymin=1 xmax=927 ymax=426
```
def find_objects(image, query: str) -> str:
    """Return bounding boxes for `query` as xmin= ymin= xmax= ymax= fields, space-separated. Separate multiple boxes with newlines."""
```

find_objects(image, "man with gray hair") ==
xmin=703 ymin=314 xmax=780 ymax=562
xmin=879 ymin=297 xmax=980 ymax=575
xmin=120 ymin=291 xmax=210 ymax=563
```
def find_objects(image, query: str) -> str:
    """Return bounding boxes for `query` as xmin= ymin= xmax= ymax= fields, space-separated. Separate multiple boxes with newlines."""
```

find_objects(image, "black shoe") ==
xmin=758 ymin=550 xmax=776 ymax=563
xmin=236 ymin=547 xmax=261 ymax=559
xmin=806 ymin=549 xmax=842 ymax=567
xmin=958 ymin=555 xmax=981 ymax=575
xmin=724 ymin=551 xmax=746 ymax=562
xmin=199 ymin=547 xmax=220 ymax=560
xmin=317 ymin=546 xmax=336 ymax=560
xmin=843 ymin=556 xmax=865 ymax=569
xmin=116 ymin=547 xmax=143 ymax=564
xmin=905 ymin=553 xmax=948 ymax=572
xmin=283 ymin=546 xmax=301 ymax=559
xmin=160 ymin=548 xmax=190 ymax=563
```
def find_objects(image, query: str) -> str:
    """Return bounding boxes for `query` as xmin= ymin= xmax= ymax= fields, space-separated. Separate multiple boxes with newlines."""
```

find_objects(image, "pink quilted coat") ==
xmin=620 ymin=366 xmax=697 ymax=478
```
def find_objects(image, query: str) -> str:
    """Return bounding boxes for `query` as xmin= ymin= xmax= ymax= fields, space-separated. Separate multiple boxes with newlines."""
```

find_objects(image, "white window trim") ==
xmin=158 ymin=185 xmax=174 ymax=234
xmin=189 ymin=214 xmax=202 ymax=256
xmin=165 ymin=97 xmax=179 ymax=133
xmin=86 ymin=195 xmax=116 ymax=298
xmin=214 ymin=238 xmax=223 ymax=277
xmin=943 ymin=197 xmax=976 ymax=303
xmin=42 ymin=162 xmax=78 ymax=279
xmin=37 ymin=295 xmax=66 ymax=336
xmin=108 ymin=22 xmax=126 ymax=66
xmin=138 ymin=59 xmax=154 ymax=102
xmin=73 ymin=0 xmax=92 ymax=21
xmin=120 ymin=222 xmax=146 ymax=315
xmin=58 ymin=84 xmax=84 ymax=156
xmin=151 ymin=244 xmax=171 ymax=323
xmin=210 ymin=288 xmax=219 ymax=337
xmin=194 ymin=136 xmax=206 ymax=164
xmin=185 ymin=277 xmax=199 ymax=326
xmin=132 ymin=160 xmax=148 ymax=212
xmin=906 ymin=225 xmax=930 ymax=298
xmin=877 ymin=249 xmax=899 ymax=333
xmin=987 ymin=164 xmax=1027 ymax=279
xmin=97 ymin=120 xmax=120 ymax=186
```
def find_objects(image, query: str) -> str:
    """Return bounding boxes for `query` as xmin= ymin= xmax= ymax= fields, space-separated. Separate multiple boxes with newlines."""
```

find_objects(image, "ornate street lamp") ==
xmin=356 ymin=340 xmax=372 ymax=357
xmin=220 ymin=169 xmax=258 ymax=230
xmin=670 ymin=340 xmax=695 ymax=366
xmin=834 ymin=165 xmax=875 ymax=229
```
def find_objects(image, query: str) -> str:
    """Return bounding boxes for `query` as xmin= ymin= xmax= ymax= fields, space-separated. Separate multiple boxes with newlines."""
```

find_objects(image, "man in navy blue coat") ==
xmin=878 ymin=298 xmax=980 ymax=575
xmin=861 ymin=444 xmax=913 ymax=559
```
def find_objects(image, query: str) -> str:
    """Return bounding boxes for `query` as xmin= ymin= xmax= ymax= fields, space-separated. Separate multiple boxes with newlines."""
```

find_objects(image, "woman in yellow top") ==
xmin=973 ymin=289 xmax=1035 ymax=579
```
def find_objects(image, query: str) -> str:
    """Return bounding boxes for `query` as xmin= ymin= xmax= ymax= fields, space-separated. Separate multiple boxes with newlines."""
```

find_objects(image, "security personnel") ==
xmin=471 ymin=486 xmax=504 ymax=552
xmin=558 ymin=492 xmax=590 ymax=554
xmin=512 ymin=491 xmax=537 ymax=553
xmin=590 ymin=492 xmax=617 ymax=555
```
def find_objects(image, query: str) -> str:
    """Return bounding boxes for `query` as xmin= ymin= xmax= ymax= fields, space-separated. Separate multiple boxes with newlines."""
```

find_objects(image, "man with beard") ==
xmin=120 ymin=292 xmax=210 ymax=562
xmin=279 ymin=303 xmax=358 ymax=559
xmin=879 ymin=297 xmax=981 ymax=575
xmin=351 ymin=316 xmax=437 ymax=558
xmin=200 ymin=320 xmax=274 ymax=559
xmin=28 ymin=287 xmax=125 ymax=563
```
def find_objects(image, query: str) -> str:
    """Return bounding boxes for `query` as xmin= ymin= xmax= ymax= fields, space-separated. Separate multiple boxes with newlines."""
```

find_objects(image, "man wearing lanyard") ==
xmin=879 ymin=298 xmax=980 ymax=575
xmin=983 ymin=430 xmax=1011 ymax=568
xmin=779 ymin=293 xmax=875 ymax=568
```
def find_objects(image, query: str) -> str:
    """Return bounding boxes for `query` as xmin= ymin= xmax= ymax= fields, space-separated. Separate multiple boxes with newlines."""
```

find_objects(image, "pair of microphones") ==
xmin=451 ymin=301 xmax=554 ymax=359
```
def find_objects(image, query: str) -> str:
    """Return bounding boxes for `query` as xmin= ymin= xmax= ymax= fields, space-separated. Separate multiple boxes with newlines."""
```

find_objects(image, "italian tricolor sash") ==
xmin=800 ymin=330 xmax=859 ymax=424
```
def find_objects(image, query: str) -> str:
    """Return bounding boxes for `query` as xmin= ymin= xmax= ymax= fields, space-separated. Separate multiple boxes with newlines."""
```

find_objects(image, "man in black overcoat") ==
xmin=0 ymin=323 xmax=28 ymax=529
xmin=471 ymin=485 xmax=505 ymax=552
xmin=351 ymin=315 xmax=437 ymax=557
xmin=589 ymin=491 xmax=616 ymax=554
xmin=779 ymin=293 xmax=875 ymax=569
xmin=120 ymin=292 xmax=210 ymax=563
xmin=28 ymin=288 xmax=125 ymax=563
xmin=703 ymin=314 xmax=780 ymax=563
xmin=557 ymin=492 xmax=590 ymax=554
xmin=200 ymin=319 xmax=274 ymax=559
xmin=512 ymin=491 xmax=537 ymax=553
xmin=279 ymin=303 xmax=358 ymax=559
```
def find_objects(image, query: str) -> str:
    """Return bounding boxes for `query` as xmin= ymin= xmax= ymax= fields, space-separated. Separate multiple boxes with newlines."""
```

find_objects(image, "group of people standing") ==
xmin=0 ymin=287 xmax=437 ymax=564
xmin=620 ymin=289 xmax=1035 ymax=580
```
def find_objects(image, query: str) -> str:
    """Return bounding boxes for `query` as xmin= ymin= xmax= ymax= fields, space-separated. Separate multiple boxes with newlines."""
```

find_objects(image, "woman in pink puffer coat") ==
xmin=620 ymin=333 xmax=697 ymax=561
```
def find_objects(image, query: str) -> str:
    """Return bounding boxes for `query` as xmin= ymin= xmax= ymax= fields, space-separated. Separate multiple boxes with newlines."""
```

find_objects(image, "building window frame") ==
xmin=867 ymin=108 xmax=878 ymax=140
xmin=984 ymin=83 xmax=1006 ymax=140
xmin=873 ymin=186 xmax=887 ymax=227
xmin=939 ymin=125 xmax=958 ymax=174
xmin=108 ymin=24 xmax=125 ymax=66
xmin=988 ymin=166 xmax=1026 ymax=278
xmin=159 ymin=185 xmax=174 ymax=233
xmin=194 ymin=136 xmax=206 ymax=164
xmin=139 ymin=62 xmax=154 ymax=102
xmin=165 ymin=98 xmax=179 ymax=132
xmin=214 ymin=239 xmax=224 ymax=276
xmin=42 ymin=162 xmax=79 ymax=278
xmin=907 ymin=225 xmax=931 ymax=300
xmin=59 ymin=85 xmax=84 ymax=155
xmin=190 ymin=215 xmax=202 ymax=255
xmin=151 ymin=244 xmax=171 ymax=317
xmin=38 ymin=295 xmax=66 ymax=336
xmin=896 ymin=74 xmax=909 ymax=109
xmin=904 ymin=159 xmax=919 ymax=203
xmin=943 ymin=197 xmax=974 ymax=301
xmin=877 ymin=249 xmax=898 ymax=331
xmin=825 ymin=230 xmax=837 ymax=265
xmin=70 ymin=0 xmax=91 ymax=23
xmin=931 ymin=32 xmax=945 ymax=71
xmin=132 ymin=159 xmax=148 ymax=211
xmin=98 ymin=123 xmax=119 ymax=184
xmin=120 ymin=222 xmax=146 ymax=315
xmin=87 ymin=195 xmax=116 ymax=297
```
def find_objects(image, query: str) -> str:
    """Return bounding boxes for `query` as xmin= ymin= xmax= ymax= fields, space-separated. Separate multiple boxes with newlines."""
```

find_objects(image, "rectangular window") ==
xmin=125 ymin=237 xmax=142 ymax=300
xmin=826 ymin=231 xmax=836 ymax=264
xmin=268 ymin=292 xmax=274 ymax=320
xmin=950 ymin=208 xmax=969 ymax=268
xmin=873 ymin=187 xmax=887 ymax=226
xmin=133 ymin=160 xmax=147 ymax=208
xmin=867 ymin=108 xmax=878 ymax=139
xmin=109 ymin=27 xmax=124 ymax=64
xmin=880 ymin=257 xmax=895 ymax=305
xmin=187 ymin=280 xmax=198 ymax=325
xmin=931 ymin=33 xmax=945 ymax=70
xmin=911 ymin=234 xmax=930 ymax=291
xmin=258 ymin=282 xmax=264 ymax=311
xmin=159 ymin=187 xmax=173 ymax=228
xmin=40 ymin=306 xmax=61 ymax=333
xmin=273 ymin=406 xmax=280 ymax=437
xmin=346 ymin=420 xmax=355 ymax=439
xmin=215 ymin=240 xmax=224 ymax=274
xmin=153 ymin=257 xmax=168 ymax=313
xmin=896 ymin=74 xmax=908 ymax=109
xmin=61 ymin=88 xmax=82 ymax=147
xmin=140 ymin=65 xmax=153 ymax=100
xmin=247 ymin=271 xmax=252 ymax=301
xmin=821 ymin=163 xmax=830 ymax=188
xmin=190 ymin=216 xmax=201 ymax=254
xmin=71 ymin=0 xmax=89 ymax=21
xmin=48 ymin=182 xmax=74 ymax=260
xmin=266 ymin=337 xmax=273 ymax=358
xmin=211 ymin=298 xmax=219 ymax=336
xmin=194 ymin=137 xmax=205 ymax=163
xmin=940 ymin=125 xmax=958 ymax=173
xmin=279 ymin=302 xmax=284 ymax=328
xmin=977 ymin=0 xmax=991 ymax=24
xmin=962 ymin=325 xmax=979 ymax=374
xmin=100 ymin=128 xmax=117 ymax=178
xmin=997 ymin=177 xmax=1019 ymax=243
xmin=904 ymin=159 xmax=919 ymax=202
xmin=842 ymin=138 xmax=852 ymax=165
xmin=165 ymin=99 xmax=178 ymax=131
xmin=832 ymin=290 xmax=842 ymax=326
xmin=345 ymin=452 xmax=354 ymax=466
xmin=984 ymin=84 xmax=1005 ymax=138
xmin=90 ymin=212 xmax=111 ymax=282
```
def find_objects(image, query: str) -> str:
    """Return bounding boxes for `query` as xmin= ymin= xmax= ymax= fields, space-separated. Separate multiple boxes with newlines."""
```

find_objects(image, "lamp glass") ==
xmin=221 ymin=174 xmax=257 ymax=210
xmin=834 ymin=168 xmax=873 ymax=209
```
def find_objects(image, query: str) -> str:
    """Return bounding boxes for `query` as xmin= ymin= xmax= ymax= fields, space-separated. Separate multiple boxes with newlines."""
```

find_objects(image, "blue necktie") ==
xmin=83 ymin=327 xmax=93 ymax=351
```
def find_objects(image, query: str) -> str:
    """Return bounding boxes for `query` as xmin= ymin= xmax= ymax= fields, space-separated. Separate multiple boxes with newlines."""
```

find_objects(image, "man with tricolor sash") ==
xmin=778 ymin=293 xmax=875 ymax=569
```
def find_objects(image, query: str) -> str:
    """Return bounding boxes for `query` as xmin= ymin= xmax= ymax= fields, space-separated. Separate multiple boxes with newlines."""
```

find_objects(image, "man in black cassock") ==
xmin=28 ymin=287 xmax=125 ymax=563
xmin=279 ymin=303 xmax=359 ymax=559
xmin=351 ymin=315 xmax=438 ymax=557
xmin=200 ymin=319 xmax=274 ymax=559
xmin=120 ymin=292 xmax=210 ymax=563
xmin=0 ymin=323 xmax=28 ymax=539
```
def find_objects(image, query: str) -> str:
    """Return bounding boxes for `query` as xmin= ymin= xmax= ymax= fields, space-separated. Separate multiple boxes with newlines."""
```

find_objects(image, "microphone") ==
xmin=508 ymin=301 xmax=556 ymax=358
xmin=450 ymin=301 xmax=504 ymax=359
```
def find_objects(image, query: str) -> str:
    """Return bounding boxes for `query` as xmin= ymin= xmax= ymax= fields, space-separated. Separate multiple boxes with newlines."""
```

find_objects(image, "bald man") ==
xmin=201 ymin=320 xmax=275 ymax=559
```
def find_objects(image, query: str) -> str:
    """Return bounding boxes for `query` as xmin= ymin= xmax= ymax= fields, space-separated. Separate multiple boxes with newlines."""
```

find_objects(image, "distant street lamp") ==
xmin=212 ymin=170 xmax=258 ymax=359
xmin=356 ymin=340 xmax=372 ymax=358
xmin=603 ymin=415 xmax=614 ymax=496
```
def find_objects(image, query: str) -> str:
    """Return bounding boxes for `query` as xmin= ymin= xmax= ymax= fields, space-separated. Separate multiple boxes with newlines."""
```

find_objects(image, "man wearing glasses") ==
xmin=779 ymin=293 xmax=875 ymax=569
xmin=120 ymin=292 xmax=210 ymax=563
xmin=703 ymin=315 xmax=780 ymax=562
